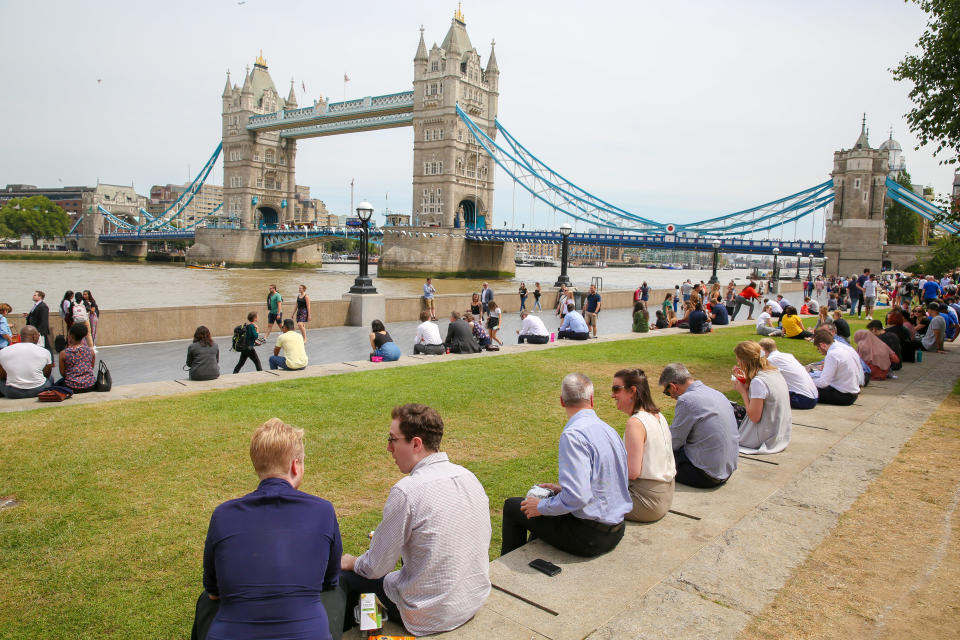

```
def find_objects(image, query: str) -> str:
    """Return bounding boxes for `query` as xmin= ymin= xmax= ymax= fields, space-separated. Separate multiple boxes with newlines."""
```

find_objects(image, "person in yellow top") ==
xmin=781 ymin=306 xmax=813 ymax=340
xmin=270 ymin=319 xmax=308 ymax=370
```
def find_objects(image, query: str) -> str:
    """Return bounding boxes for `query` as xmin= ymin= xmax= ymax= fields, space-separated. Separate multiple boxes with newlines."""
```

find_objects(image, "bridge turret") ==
xmin=414 ymin=25 xmax=428 ymax=63
xmin=286 ymin=79 xmax=297 ymax=109
xmin=222 ymin=71 xmax=233 ymax=99
xmin=240 ymin=65 xmax=254 ymax=111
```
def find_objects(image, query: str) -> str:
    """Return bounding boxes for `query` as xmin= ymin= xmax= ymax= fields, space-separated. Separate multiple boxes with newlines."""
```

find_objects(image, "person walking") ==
xmin=532 ymin=282 xmax=542 ymax=312
xmin=480 ymin=282 xmax=494 ymax=322
xmin=82 ymin=290 xmax=99 ymax=346
xmin=486 ymin=301 xmax=503 ymax=346
xmin=264 ymin=285 xmax=283 ymax=339
xmin=518 ymin=282 xmax=528 ymax=312
xmin=295 ymin=284 xmax=311 ymax=343
xmin=233 ymin=312 xmax=263 ymax=373
xmin=71 ymin=292 xmax=92 ymax=349
xmin=60 ymin=290 xmax=74 ymax=333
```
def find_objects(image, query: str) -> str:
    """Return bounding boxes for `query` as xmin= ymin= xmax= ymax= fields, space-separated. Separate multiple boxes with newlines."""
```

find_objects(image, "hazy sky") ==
xmin=1 ymin=0 xmax=954 ymax=237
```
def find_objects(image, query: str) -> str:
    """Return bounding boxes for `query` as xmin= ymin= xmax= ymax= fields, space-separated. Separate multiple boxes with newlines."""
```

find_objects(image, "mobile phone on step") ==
xmin=529 ymin=558 xmax=561 ymax=577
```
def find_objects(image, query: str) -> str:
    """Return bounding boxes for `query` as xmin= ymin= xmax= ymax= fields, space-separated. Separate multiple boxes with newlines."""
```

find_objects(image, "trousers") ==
xmin=337 ymin=571 xmax=403 ymax=634
xmin=789 ymin=391 xmax=818 ymax=410
xmin=190 ymin=589 xmax=344 ymax=640
xmin=233 ymin=348 xmax=261 ymax=373
xmin=733 ymin=296 xmax=755 ymax=319
xmin=500 ymin=497 xmax=625 ymax=557
xmin=817 ymin=385 xmax=857 ymax=406
xmin=673 ymin=447 xmax=727 ymax=488
xmin=518 ymin=334 xmax=549 ymax=344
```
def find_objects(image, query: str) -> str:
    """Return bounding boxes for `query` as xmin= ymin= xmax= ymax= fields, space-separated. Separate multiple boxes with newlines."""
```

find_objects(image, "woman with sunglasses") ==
xmin=611 ymin=368 xmax=676 ymax=522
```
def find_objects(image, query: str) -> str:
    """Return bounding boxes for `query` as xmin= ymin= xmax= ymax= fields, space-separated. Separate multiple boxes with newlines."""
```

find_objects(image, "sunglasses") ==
xmin=662 ymin=384 xmax=673 ymax=397
xmin=611 ymin=384 xmax=625 ymax=393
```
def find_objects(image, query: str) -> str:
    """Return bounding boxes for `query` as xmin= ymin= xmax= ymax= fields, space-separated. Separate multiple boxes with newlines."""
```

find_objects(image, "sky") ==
xmin=1 ymin=0 xmax=954 ymax=238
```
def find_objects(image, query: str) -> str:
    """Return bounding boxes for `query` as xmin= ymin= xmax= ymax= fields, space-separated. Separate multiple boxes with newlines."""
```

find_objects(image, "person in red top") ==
xmin=733 ymin=282 xmax=762 ymax=320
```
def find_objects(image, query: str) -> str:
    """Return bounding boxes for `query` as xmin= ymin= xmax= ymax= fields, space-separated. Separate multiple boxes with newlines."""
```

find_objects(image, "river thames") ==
xmin=1 ymin=260 xmax=761 ymax=313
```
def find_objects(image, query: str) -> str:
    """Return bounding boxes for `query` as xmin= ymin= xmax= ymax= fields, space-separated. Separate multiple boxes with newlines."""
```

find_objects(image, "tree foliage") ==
xmin=906 ymin=234 xmax=960 ymax=277
xmin=0 ymin=196 xmax=71 ymax=245
xmin=885 ymin=171 xmax=923 ymax=245
xmin=891 ymin=0 xmax=960 ymax=165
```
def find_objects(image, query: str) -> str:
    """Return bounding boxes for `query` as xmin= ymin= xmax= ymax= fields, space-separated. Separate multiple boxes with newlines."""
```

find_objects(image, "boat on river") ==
xmin=186 ymin=262 xmax=227 ymax=270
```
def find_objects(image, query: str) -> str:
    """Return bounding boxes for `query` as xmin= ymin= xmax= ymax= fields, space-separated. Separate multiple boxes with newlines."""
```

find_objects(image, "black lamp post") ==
xmin=772 ymin=247 xmax=780 ymax=293
xmin=795 ymin=253 xmax=801 ymax=280
xmin=554 ymin=222 xmax=572 ymax=287
xmin=807 ymin=253 xmax=814 ymax=281
xmin=349 ymin=201 xmax=377 ymax=294
xmin=708 ymin=239 xmax=721 ymax=284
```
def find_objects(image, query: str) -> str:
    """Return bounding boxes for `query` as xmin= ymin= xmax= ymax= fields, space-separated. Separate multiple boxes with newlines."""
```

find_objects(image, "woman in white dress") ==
xmin=732 ymin=341 xmax=792 ymax=454
xmin=611 ymin=368 xmax=676 ymax=522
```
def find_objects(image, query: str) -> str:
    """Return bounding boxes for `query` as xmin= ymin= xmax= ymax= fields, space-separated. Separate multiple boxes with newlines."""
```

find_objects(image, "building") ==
xmin=411 ymin=7 xmax=499 ymax=228
xmin=148 ymin=182 xmax=224 ymax=225
xmin=78 ymin=183 xmax=149 ymax=235
xmin=1 ymin=184 xmax=90 ymax=216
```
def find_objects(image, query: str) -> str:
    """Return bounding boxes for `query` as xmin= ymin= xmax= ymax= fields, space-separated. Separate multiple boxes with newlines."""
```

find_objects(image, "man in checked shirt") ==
xmin=339 ymin=404 xmax=491 ymax=636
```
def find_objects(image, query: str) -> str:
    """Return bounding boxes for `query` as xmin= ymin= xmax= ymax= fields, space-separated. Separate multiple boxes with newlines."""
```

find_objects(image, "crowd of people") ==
xmin=0 ymin=289 xmax=102 ymax=398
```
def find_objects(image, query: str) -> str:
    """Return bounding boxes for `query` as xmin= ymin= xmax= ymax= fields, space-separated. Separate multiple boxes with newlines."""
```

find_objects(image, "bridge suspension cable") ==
xmin=885 ymin=177 xmax=960 ymax=236
xmin=457 ymin=105 xmax=833 ymax=238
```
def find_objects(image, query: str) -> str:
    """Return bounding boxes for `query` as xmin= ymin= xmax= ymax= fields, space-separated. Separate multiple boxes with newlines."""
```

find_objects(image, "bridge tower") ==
xmin=824 ymin=116 xmax=888 ymax=278
xmin=411 ymin=7 xmax=499 ymax=229
xmin=222 ymin=53 xmax=298 ymax=228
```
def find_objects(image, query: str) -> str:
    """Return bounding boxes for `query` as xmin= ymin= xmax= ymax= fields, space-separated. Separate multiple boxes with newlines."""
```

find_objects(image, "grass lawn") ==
xmin=0 ymin=315 xmax=879 ymax=638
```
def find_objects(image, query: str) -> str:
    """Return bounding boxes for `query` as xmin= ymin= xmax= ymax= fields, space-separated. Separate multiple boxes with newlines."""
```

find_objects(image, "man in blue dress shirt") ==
xmin=192 ymin=418 xmax=343 ymax=640
xmin=501 ymin=373 xmax=632 ymax=557
xmin=557 ymin=302 xmax=591 ymax=340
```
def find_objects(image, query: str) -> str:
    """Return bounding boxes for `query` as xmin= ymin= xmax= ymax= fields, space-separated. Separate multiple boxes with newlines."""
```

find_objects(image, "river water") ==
xmin=0 ymin=260 xmax=759 ymax=313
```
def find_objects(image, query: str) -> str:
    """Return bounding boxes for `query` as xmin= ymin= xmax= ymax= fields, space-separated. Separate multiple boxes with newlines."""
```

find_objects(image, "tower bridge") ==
xmin=81 ymin=7 xmax=955 ymax=275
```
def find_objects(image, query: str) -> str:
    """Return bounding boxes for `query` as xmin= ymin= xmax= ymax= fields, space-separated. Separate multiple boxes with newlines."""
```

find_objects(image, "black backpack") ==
xmin=231 ymin=324 xmax=248 ymax=351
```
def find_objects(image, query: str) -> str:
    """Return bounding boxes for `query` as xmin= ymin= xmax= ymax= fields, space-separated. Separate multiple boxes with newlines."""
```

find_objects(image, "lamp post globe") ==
xmin=708 ymin=239 xmax=721 ymax=284
xmin=349 ymin=201 xmax=378 ymax=294
xmin=554 ymin=223 xmax=573 ymax=287
xmin=772 ymin=247 xmax=780 ymax=294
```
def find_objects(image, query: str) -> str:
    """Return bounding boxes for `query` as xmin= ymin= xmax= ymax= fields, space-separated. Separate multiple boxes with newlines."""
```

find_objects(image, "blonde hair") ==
xmin=734 ymin=340 xmax=776 ymax=382
xmin=249 ymin=418 xmax=304 ymax=478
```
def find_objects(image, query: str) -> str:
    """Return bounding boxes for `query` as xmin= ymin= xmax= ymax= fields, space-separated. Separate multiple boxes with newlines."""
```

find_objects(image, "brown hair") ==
xmin=734 ymin=340 xmax=776 ymax=382
xmin=392 ymin=403 xmax=443 ymax=451
xmin=419 ymin=310 xmax=431 ymax=322
xmin=249 ymin=418 xmax=304 ymax=478
xmin=614 ymin=368 xmax=660 ymax=415
xmin=193 ymin=325 xmax=213 ymax=346
xmin=813 ymin=329 xmax=835 ymax=348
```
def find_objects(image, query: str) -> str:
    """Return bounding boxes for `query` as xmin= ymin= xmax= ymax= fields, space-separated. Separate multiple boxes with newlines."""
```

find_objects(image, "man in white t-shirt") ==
xmin=0 ymin=326 xmax=54 ymax=399
xmin=758 ymin=338 xmax=818 ymax=409
xmin=413 ymin=310 xmax=445 ymax=355
xmin=517 ymin=310 xmax=550 ymax=344
xmin=764 ymin=298 xmax=783 ymax=317
xmin=755 ymin=305 xmax=782 ymax=336
xmin=863 ymin=274 xmax=878 ymax=320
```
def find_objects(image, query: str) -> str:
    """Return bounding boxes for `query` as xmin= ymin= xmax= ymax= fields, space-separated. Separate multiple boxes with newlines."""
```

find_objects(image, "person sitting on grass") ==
xmin=709 ymin=299 xmax=729 ymax=326
xmin=56 ymin=323 xmax=97 ymax=393
xmin=781 ymin=306 xmax=813 ymax=340
xmin=413 ymin=310 xmax=445 ymax=355
xmin=854 ymin=329 xmax=899 ymax=381
xmin=340 ymin=404 xmax=491 ymax=637
xmin=632 ymin=301 xmax=650 ymax=333
xmin=758 ymin=338 xmax=818 ymax=410
xmin=731 ymin=341 xmax=791 ymax=454
xmin=0 ymin=326 xmax=53 ymax=399
xmin=611 ymin=368 xmax=676 ymax=522
xmin=369 ymin=319 xmax=401 ymax=362
xmin=755 ymin=304 xmax=783 ymax=336
xmin=271 ymin=319 xmax=308 ymax=371
xmin=557 ymin=302 xmax=590 ymax=340
xmin=517 ymin=309 xmax=550 ymax=344
xmin=830 ymin=309 xmax=851 ymax=340
xmin=186 ymin=325 xmax=220 ymax=381
xmin=882 ymin=312 xmax=917 ymax=363
xmin=688 ymin=302 xmax=712 ymax=334
xmin=192 ymin=418 xmax=343 ymax=640
xmin=808 ymin=330 xmax=863 ymax=406
xmin=501 ymin=373 xmax=631 ymax=557
xmin=659 ymin=363 xmax=739 ymax=488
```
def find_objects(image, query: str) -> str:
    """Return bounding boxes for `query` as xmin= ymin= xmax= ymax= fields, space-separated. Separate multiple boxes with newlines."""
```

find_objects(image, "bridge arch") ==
xmin=457 ymin=195 xmax=486 ymax=230
xmin=257 ymin=205 xmax=280 ymax=227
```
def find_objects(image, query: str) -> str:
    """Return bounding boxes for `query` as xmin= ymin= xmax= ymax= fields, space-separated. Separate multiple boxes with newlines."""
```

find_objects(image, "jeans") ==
xmin=0 ymin=378 xmax=51 ymax=398
xmin=520 ymin=295 xmax=527 ymax=311
xmin=373 ymin=341 xmax=402 ymax=361
xmin=269 ymin=355 xmax=304 ymax=370
xmin=518 ymin=334 xmax=549 ymax=344
xmin=789 ymin=391 xmax=818 ymax=410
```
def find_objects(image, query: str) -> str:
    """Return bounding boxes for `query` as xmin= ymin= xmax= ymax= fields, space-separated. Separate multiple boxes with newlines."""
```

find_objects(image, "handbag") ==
xmin=95 ymin=360 xmax=112 ymax=392
xmin=38 ymin=386 xmax=74 ymax=402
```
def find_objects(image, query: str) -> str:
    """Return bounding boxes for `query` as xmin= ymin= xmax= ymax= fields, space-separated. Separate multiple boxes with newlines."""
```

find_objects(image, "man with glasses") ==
xmin=339 ymin=404 xmax=491 ymax=637
xmin=500 ymin=373 xmax=631 ymax=557
xmin=658 ymin=363 xmax=739 ymax=488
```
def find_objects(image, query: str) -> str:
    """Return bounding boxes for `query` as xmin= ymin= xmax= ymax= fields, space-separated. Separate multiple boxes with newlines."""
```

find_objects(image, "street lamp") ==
xmin=795 ymin=252 xmax=801 ymax=280
xmin=772 ymin=247 xmax=780 ymax=294
xmin=709 ymin=239 xmax=721 ymax=284
xmin=349 ymin=201 xmax=377 ymax=294
xmin=807 ymin=252 xmax=814 ymax=281
xmin=554 ymin=222 xmax=572 ymax=287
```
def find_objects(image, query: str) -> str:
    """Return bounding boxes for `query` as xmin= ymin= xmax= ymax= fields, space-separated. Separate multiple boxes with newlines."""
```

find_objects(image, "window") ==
xmin=253 ymin=151 xmax=261 ymax=162
xmin=431 ymin=60 xmax=439 ymax=72
xmin=437 ymin=128 xmax=443 ymax=140
xmin=854 ymin=178 xmax=861 ymax=189
xmin=265 ymin=150 xmax=274 ymax=163
xmin=256 ymin=177 xmax=264 ymax=188
xmin=862 ymin=191 xmax=868 ymax=203
xmin=229 ymin=176 xmax=242 ymax=188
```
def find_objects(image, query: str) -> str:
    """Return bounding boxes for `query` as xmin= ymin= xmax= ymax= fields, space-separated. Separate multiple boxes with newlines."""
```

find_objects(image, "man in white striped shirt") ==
xmin=339 ymin=404 xmax=491 ymax=636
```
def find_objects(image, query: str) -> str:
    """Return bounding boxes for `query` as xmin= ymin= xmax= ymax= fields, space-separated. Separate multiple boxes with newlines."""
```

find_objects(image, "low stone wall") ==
xmin=70 ymin=281 xmax=803 ymax=346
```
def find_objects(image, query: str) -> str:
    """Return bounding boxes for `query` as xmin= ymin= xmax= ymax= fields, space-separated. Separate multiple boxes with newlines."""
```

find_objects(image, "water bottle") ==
xmin=916 ymin=350 xmax=923 ymax=362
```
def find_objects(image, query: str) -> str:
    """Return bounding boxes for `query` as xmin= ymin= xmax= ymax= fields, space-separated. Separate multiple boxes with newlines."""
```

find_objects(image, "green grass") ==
xmin=0 ymin=315 xmax=879 ymax=639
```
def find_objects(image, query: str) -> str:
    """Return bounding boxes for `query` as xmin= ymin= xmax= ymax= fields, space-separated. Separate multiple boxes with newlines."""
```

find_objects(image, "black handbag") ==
xmin=95 ymin=360 xmax=112 ymax=392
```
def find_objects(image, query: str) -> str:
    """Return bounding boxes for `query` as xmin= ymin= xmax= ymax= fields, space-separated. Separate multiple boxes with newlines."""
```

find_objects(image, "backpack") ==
xmin=232 ymin=324 xmax=248 ymax=352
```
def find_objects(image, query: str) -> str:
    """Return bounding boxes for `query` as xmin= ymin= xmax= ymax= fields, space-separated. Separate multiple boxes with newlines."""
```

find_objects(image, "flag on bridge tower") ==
xmin=344 ymin=73 xmax=350 ymax=82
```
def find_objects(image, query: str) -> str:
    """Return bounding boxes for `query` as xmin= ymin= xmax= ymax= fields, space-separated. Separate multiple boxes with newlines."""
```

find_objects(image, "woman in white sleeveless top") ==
xmin=732 ymin=341 xmax=792 ymax=454
xmin=612 ymin=368 xmax=676 ymax=522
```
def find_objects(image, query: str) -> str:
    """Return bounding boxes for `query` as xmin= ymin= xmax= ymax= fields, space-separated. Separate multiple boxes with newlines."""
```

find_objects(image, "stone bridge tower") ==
xmin=411 ymin=7 xmax=499 ymax=229
xmin=222 ymin=53 xmax=298 ymax=228
xmin=824 ymin=116 xmax=888 ymax=278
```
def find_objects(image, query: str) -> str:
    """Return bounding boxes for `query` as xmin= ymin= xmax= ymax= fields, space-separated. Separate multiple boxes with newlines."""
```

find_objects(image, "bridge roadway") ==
xmin=98 ymin=226 xmax=823 ymax=256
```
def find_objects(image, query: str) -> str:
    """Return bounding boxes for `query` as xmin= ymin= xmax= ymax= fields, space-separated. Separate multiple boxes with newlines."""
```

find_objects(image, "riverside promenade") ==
xmin=2 ymin=309 xmax=956 ymax=638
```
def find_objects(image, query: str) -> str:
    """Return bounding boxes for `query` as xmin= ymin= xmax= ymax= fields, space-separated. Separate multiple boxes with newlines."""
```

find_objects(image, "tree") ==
xmin=885 ymin=170 xmax=922 ymax=244
xmin=926 ymin=235 xmax=960 ymax=277
xmin=891 ymin=0 xmax=960 ymax=166
xmin=0 ymin=196 xmax=71 ymax=246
